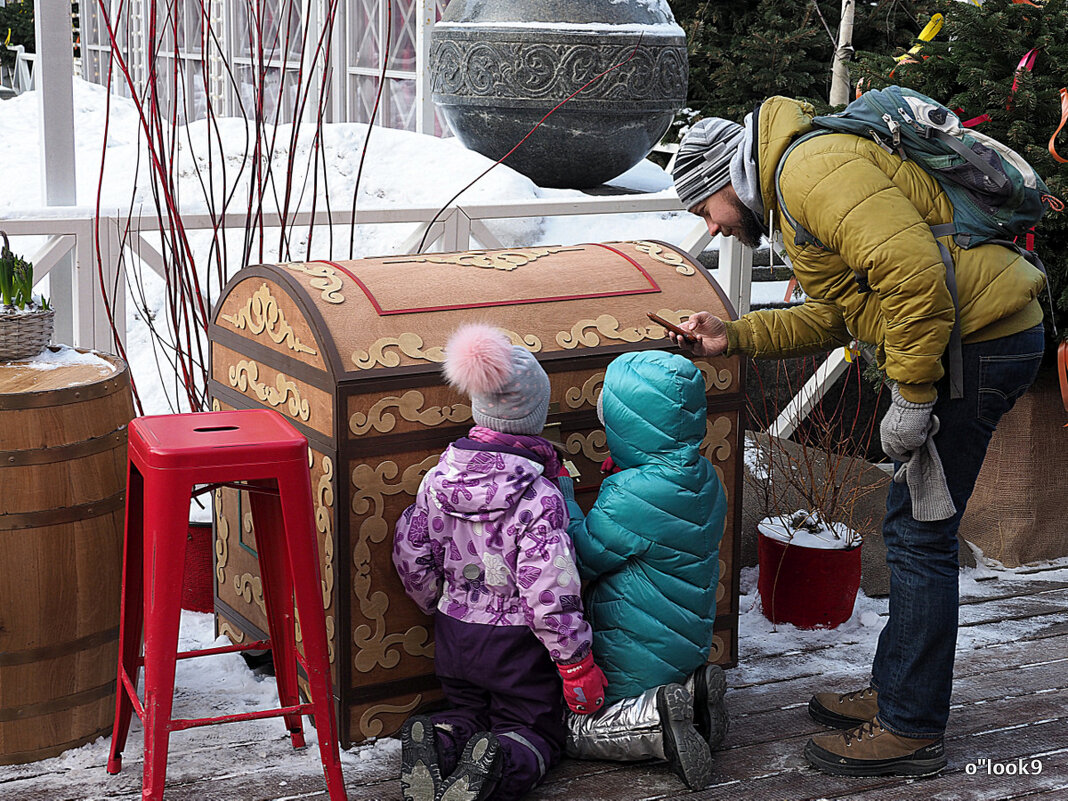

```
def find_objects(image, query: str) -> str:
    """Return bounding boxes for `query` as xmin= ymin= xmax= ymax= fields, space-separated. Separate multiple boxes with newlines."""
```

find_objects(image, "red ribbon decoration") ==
xmin=1009 ymin=49 xmax=1038 ymax=106
xmin=962 ymin=49 xmax=1036 ymax=127
xmin=962 ymin=113 xmax=991 ymax=128
xmin=1050 ymin=87 xmax=1068 ymax=164
xmin=1057 ymin=340 xmax=1068 ymax=419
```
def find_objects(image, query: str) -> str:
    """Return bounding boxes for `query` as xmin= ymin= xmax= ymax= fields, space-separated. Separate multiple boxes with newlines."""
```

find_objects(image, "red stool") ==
xmin=107 ymin=409 xmax=347 ymax=800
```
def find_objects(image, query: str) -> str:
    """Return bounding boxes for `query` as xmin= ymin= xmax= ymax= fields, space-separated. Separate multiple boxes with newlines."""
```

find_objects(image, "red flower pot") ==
xmin=757 ymin=526 xmax=861 ymax=629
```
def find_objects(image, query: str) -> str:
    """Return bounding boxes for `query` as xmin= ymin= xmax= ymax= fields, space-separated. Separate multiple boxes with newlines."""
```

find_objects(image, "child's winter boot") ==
xmin=400 ymin=715 xmax=442 ymax=801
xmin=657 ymin=683 xmax=713 ymax=790
xmin=687 ymin=663 xmax=730 ymax=748
xmin=438 ymin=730 xmax=502 ymax=801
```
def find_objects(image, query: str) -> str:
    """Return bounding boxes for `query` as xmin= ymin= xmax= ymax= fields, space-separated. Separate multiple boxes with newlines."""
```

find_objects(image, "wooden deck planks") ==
xmin=1 ymin=583 xmax=1064 ymax=801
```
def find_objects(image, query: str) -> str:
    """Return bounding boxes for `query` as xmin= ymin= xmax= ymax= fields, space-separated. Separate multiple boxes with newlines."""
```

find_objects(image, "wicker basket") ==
xmin=0 ymin=308 xmax=55 ymax=361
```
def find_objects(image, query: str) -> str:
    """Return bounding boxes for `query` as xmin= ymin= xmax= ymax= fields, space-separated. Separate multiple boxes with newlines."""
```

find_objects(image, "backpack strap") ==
xmin=774 ymin=130 xmax=830 ymax=249
xmin=775 ymin=130 xmax=872 ymax=294
xmin=929 ymin=223 xmax=964 ymax=400
xmin=931 ymin=228 xmax=1056 ymax=402
xmin=928 ymin=129 xmax=1010 ymax=192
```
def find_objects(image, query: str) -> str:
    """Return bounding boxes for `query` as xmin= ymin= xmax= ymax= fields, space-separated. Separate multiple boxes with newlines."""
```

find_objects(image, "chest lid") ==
xmin=211 ymin=241 xmax=736 ymax=382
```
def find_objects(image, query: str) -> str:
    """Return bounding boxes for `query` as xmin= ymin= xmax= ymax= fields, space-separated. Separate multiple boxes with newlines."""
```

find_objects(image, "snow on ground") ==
xmin=731 ymin=558 xmax=1068 ymax=686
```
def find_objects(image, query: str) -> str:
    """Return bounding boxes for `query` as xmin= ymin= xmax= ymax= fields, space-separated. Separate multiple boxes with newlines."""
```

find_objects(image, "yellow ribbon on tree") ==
xmin=895 ymin=13 xmax=944 ymax=63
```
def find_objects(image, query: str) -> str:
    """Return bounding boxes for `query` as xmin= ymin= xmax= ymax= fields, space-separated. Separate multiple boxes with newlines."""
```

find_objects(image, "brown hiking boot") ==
xmin=808 ymin=686 xmax=878 ymax=729
xmin=804 ymin=718 xmax=946 ymax=777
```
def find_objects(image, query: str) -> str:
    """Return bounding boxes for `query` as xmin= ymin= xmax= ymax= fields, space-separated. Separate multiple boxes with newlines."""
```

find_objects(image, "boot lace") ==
xmin=842 ymin=719 xmax=882 ymax=747
xmin=839 ymin=687 xmax=875 ymax=705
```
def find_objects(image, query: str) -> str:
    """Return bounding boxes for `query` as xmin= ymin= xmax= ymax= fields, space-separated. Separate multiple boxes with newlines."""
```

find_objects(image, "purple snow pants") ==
xmin=430 ymin=612 xmax=566 ymax=800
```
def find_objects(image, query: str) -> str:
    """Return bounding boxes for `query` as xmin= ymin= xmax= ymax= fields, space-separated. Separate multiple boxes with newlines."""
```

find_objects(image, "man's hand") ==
xmin=880 ymin=384 xmax=936 ymax=462
xmin=670 ymin=311 xmax=728 ymax=357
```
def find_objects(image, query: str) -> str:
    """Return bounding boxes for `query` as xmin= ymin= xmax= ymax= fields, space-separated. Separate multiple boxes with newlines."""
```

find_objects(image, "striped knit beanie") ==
xmin=672 ymin=118 xmax=745 ymax=210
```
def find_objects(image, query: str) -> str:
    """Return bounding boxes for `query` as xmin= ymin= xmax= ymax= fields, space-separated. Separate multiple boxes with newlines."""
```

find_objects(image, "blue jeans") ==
xmin=871 ymin=324 xmax=1045 ymax=739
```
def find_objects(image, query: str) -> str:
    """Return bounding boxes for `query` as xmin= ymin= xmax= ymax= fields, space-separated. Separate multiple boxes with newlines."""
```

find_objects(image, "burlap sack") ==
xmin=958 ymin=370 xmax=1068 ymax=567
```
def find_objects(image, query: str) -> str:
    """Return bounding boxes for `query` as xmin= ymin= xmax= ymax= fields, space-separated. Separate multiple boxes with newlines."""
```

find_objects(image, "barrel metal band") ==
xmin=0 ymin=490 xmax=125 ymax=531
xmin=0 ymin=373 xmax=129 ymax=410
xmin=0 ymin=625 xmax=120 ymax=667
xmin=0 ymin=679 xmax=115 ymax=722
xmin=1 ymin=428 xmax=127 ymax=467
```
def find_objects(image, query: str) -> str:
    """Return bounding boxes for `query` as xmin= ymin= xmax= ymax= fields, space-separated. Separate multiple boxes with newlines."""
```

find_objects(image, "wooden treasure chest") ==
xmin=208 ymin=241 xmax=746 ymax=747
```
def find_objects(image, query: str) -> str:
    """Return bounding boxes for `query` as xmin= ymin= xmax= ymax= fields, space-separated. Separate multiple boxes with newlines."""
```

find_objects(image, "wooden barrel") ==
xmin=0 ymin=348 xmax=133 ymax=765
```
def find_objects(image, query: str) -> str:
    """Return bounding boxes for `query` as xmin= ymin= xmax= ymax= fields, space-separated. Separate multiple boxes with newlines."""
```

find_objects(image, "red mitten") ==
xmin=599 ymin=456 xmax=621 ymax=474
xmin=557 ymin=652 xmax=607 ymax=715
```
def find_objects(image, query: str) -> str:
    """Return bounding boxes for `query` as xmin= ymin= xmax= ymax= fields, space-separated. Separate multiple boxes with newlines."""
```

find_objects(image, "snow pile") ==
xmin=757 ymin=511 xmax=862 ymax=550
xmin=17 ymin=344 xmax=114 ymax=371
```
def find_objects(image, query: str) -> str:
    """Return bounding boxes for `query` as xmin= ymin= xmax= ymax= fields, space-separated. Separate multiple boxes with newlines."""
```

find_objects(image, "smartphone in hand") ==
xmin=647 ymin=312 xmax=698 ymax=344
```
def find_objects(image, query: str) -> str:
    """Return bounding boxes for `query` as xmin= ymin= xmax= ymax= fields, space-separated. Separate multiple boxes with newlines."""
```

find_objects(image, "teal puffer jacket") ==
xmin=561 ymin=351 xmax=727 ymax=704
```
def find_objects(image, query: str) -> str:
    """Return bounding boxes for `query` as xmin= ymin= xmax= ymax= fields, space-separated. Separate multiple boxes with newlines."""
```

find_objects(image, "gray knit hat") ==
xmin=672 ymin=117 xmax=745 ymax=210
xmin=443 ymin=323 xmax=551 ymax=435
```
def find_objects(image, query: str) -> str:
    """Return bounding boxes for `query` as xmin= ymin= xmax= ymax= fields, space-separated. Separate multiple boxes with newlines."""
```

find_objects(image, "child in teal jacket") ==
xmin=558 ymin=350 xmax=729 ymax=790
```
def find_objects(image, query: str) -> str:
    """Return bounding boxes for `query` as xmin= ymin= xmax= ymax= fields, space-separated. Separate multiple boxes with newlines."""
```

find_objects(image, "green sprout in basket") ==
xmin=0 ymin=235 xmax=49 ymax=312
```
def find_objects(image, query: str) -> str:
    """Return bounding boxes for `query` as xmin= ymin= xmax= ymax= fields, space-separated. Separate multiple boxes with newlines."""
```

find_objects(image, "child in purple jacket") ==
xmin=392 ymin=323 xmax=607 ymax=801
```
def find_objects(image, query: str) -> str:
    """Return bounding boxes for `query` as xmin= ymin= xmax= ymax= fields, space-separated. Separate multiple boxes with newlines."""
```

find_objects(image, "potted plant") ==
xmin=745 ymin=356 xmax=885 ymax=629
xmin=755 ymin=507 xmax=863 ymax=630
xmin=0 ymin=231 xmax=53 ymax=361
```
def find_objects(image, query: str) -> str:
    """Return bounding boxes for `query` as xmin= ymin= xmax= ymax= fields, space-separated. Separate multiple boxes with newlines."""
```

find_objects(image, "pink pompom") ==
xmin=443 ymin=323 xmax=514 ymax=396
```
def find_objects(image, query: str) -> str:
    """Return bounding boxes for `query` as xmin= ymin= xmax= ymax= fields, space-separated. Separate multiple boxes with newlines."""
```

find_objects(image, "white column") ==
xmin=35 ymin=0 xmax=78 ymax=346
xmin=415 ymin=0 xmax=437 ymax=134
xmin=718 ymin=236 xmax=753 ymax=317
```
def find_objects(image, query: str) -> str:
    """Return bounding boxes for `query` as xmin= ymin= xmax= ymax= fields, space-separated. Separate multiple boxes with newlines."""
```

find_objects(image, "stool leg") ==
xmin=247 ymin=481 xmax=306 ymax=748
xmin=108 ymin=463 xmax=146 ymax=774
xmin=139 ymin=477 xmax=193 ymax=801
xmin=277 ymin=460 xmax=348 ymax=800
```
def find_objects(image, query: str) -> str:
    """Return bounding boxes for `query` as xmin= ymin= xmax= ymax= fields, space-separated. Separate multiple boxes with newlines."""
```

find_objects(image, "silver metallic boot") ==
xmin=566 ymin=683 xmax=712 ymax=790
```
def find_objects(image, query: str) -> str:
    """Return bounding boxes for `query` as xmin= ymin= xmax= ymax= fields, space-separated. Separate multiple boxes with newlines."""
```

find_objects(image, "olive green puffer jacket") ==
xmin=560 ymin=351 xmax=727 ymax=704
xmin=724 ymin=96 xmax=1046 ymax=403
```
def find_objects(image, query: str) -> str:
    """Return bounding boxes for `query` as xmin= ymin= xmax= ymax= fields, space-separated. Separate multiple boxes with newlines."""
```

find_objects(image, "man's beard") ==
xmin=732 ymin=195 xmax=765 ymax=249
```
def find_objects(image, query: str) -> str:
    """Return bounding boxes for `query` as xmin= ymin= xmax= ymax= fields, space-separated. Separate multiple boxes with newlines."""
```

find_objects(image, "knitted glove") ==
xmin=880 ymin=384 xmax=936 ymax=463
xmin=557 ymin=652 xmax=607 ymax=715
xmin=893 ymin=417 xmax=956 ymax=522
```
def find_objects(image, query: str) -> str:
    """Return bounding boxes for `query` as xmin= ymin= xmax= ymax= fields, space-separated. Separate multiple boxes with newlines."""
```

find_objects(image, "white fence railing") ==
xmin=0 ymin=195 xmax=759 ymax=354
xmin=1 ymin=44 xmax=36 ymax=95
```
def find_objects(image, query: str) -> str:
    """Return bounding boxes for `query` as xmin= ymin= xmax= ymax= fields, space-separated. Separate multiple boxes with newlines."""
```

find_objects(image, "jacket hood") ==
xmin=600 ymin=351 xmax=706 ymax=470
xmin=756 ymin=96 xmax=815 ymax=226
xmin=426 ymin=443 xmax=544 ymax=521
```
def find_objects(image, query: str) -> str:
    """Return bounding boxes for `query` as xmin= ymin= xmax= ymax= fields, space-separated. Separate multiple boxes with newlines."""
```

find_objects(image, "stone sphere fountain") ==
xmin=429 ymin=0 xmax=688 ymax=189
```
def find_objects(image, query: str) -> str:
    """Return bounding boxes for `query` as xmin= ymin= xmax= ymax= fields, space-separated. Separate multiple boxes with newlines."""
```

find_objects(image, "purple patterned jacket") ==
xmin=392 ymin=439 xmax=592 ymax=664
